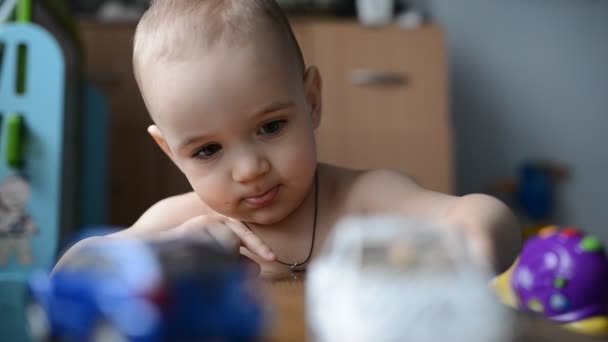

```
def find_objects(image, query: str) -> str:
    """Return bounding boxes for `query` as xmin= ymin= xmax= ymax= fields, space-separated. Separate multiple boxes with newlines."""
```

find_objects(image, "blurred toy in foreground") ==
xmin=307 ymin=215 xmax=513 ymax=342
xmin=26 ymin=238 xmax=264 ymax=342
xmin=494 ymin=226 xmax=608 ymax=337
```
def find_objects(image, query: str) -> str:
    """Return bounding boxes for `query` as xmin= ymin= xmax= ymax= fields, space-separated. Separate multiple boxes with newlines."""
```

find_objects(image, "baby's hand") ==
xmin=145 ymin=215 xmax=276 ymax=262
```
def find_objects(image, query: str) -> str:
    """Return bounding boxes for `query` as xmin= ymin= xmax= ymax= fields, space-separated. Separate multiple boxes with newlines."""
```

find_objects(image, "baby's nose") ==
xmin=231 ymin=151 xmax=270 ymax=183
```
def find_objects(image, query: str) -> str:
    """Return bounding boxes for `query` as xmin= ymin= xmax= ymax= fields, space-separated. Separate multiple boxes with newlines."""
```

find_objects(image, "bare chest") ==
xmin=241 ymin=211 xmax=342 ymax=281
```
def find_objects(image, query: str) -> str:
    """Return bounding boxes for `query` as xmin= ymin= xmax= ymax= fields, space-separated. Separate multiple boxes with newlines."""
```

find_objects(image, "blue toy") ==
xmin=489 ymin=160 xmax=568 ymax=239
xmin=27 ymin=238 xmax=264 ymax=342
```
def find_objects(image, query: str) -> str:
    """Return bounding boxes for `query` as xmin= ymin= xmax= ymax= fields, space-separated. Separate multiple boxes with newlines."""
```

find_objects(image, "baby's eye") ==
xmin=258 ymin=119 xmax=287 ymax=136
xmin=194 ymin=143 xmax=222 ymax=159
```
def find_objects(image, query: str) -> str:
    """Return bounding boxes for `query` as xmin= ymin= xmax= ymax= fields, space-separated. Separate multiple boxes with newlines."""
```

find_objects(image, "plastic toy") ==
xmin=307 ymin=215 xmax=512 ymax=342
xmin=1 ymin=1 xmax=67 ymax=340
xmin=496 ymin=226 xmax=608 ymax=337
xmin=0 ymin=0 xmax=18 ymax=22
xmin=26 ymin=238 xmax=264 ymax=342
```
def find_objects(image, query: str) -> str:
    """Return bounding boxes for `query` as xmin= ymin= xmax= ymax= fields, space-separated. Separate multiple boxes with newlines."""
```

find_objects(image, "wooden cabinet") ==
xmin=295 ymin=21 xmax=452 ymax=194
xmin=79 ymin=20 xmax=452 ymax=226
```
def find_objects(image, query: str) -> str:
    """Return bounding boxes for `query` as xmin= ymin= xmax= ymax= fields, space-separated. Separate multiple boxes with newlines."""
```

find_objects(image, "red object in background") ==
xmin=560 ymin=227 xmax=584 ymax=238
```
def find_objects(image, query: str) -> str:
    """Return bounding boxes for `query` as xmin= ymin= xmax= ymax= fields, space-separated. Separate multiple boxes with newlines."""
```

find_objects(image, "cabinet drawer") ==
xmin=308 ymin=23 xmax=452 ymax=193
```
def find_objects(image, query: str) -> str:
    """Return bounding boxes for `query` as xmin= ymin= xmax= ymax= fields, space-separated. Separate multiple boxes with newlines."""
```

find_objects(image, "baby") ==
xmin=56 ymin=0 xmax=521 ymax=280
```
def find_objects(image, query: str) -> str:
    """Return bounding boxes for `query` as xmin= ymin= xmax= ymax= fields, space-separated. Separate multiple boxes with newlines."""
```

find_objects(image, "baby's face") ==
xmin=140 ymin=36 xmax=320 ymax=225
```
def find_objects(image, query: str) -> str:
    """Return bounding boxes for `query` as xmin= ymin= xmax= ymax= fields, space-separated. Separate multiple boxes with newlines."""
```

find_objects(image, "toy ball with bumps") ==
xmin=511 ymin=226 xmax=608 ymax=336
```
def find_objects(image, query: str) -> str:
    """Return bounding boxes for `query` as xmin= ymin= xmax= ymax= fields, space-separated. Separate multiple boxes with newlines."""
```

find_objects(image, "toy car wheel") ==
xmin=92 ymin=320 xmax=128 ymax=342
xmin=25 ymin=302 xmax=50 ymax=341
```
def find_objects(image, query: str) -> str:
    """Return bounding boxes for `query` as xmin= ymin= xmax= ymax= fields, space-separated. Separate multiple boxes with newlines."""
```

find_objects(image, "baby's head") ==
xmin=133 ymin=0 xmax=322 ymax=224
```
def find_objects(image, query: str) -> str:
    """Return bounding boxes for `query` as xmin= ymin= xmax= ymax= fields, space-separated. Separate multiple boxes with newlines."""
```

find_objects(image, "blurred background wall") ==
xmin=429 ymin=0 xmax=608 ymax=240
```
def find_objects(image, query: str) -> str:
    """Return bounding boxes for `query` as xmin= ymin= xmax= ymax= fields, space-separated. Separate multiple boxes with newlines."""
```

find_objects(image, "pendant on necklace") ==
xmin=289 ymin=263 xmax=306 ymax=279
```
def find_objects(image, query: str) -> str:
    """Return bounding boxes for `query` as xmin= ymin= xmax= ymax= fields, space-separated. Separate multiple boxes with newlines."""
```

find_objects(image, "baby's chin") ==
xmin=209 ymin=194 xmax=301 ymax=226
xmin=240 ymin=213 xmax=288 ymax=227
xmin=236 ymin=207 xmax=292 ymax=227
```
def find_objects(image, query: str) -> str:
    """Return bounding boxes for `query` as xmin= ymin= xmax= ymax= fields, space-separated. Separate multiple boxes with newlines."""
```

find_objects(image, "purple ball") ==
xmin=511 ymin=227 xmax=608 ymax=323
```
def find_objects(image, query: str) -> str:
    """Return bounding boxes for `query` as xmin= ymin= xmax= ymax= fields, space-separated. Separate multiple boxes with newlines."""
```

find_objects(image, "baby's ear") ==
xmin=304 ymin=65 xmax=322 ymax=129
xmin=147 ymin=125 xmax=174 ymax=159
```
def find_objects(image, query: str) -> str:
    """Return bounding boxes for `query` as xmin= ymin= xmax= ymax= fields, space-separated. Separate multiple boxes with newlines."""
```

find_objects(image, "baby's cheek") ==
xmin=286 ymin=133 xmax=317 ymax=167
xmin=191 ymin=179 xmax=233 ymax=213
xmin=282 ymin=147 xmax=315 ymax=179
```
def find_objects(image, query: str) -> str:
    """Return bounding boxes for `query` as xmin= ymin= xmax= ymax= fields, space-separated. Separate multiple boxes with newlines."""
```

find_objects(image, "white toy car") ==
xmin=307 ymin=215 xmax=513 ymax=342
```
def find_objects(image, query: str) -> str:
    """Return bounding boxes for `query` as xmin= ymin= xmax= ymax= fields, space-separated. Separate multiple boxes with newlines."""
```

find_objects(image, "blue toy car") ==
xmin=26 ymin=238 xmax=264 ymax=342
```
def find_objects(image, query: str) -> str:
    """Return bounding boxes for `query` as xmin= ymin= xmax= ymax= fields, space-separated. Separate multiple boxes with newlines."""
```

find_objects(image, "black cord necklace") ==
xmin=243 ymin=170 xmax=318 ymax=276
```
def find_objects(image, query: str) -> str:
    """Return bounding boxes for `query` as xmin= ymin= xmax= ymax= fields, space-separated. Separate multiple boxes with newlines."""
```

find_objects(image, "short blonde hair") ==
xmin=133 ymin=0 xmax=305 ymax=83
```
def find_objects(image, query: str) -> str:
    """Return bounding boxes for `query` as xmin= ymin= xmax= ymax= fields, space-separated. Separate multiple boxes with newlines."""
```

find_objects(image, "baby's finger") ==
xmin=225 ymin=219 xmax=275 ymax=261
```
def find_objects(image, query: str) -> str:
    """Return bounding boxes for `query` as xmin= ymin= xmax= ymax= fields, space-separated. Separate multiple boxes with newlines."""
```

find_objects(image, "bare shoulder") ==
xmin=351 ymin=169 xmax=421 ymax=191
xmin=332 ymin=167 xmax=456 ymax=217
xmin=317 ymin=163 xmax=361 ymax=202
xmin=320 ymin=166 xmax=411 ymax=210
xmin=53 ymin=193 xmax=210 ymax=273
xmin=112 ymin=191 xmax=211 ymax=238
xmin=346 ymin=168 xmax=420 ymax=203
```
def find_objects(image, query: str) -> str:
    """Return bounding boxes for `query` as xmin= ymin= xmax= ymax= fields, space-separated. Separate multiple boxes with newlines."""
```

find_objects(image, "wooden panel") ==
xmin=309 ymin=22 xmax=453 ymax=193
xmin=109 ymin=126 xmax=160 ymax=225
xmin=78 ymin=21 xmax=149 ymax=127
xmin=79 ymin=21 xmax=191 ymax=226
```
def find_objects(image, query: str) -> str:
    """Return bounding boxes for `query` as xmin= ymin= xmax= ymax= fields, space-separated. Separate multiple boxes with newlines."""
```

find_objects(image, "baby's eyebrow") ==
xmin=252 ymin=101 xmax=295 ymax=118
xmin=178 ymin=134 xmax=214 ymax=152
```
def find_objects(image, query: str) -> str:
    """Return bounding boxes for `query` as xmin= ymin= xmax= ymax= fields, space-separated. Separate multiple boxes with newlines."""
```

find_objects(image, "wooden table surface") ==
xmin=261 ymin=279 xmax=606 ymax=342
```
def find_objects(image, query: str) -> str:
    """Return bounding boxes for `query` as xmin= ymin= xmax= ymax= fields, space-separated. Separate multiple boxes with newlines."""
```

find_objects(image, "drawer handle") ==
xmin=349 ymin=69 xmax=408 ymax=86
